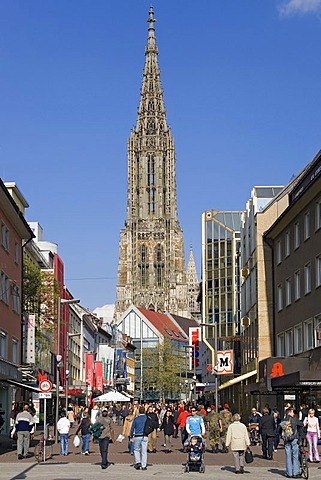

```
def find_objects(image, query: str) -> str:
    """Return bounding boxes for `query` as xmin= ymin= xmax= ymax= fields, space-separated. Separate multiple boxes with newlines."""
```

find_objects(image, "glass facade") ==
xmin=203 ymin=211 xmax=242 ymax=345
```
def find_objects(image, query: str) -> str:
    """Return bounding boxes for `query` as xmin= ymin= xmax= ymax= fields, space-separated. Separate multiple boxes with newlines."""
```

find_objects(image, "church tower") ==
xmin=114 ymin=7 xmax=189 ymax=320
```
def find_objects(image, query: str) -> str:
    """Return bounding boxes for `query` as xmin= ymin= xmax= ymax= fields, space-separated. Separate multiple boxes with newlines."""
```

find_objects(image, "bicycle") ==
xmin=299 ymin=440 xmax=309 ymax=479
xmin=34 ymin=431 xmax=53 ymax=462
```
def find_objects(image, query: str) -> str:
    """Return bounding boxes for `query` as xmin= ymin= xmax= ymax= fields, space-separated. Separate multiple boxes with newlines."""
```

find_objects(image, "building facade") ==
xmin=201 ymin=210 xmax=242 ymax=408
xmin=114 ymin=7 xmax=189 ymax=320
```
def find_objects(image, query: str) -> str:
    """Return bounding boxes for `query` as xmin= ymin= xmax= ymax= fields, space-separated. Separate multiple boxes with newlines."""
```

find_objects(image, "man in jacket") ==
xmin=177 ymin=405 xmax=190 ymax=449
xmin=146 ymin=405 xmax=159 ymax=453
xmin=280 ymin=407 xmax=304 ymax=478
xmin=13 ymin=404 xmax=34 ymax=459
xmin=130 ymin=406 xmax=148 ymax=470
xmin=259 ymin=407 xmax=275 ymax=460
xmin=96 ymin=408 xmax=112 ymax=469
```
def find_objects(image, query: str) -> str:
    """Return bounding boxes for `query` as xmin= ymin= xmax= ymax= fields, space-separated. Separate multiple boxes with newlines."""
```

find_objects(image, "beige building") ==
xmin=114 ymin=7 xmax=189 ymax=320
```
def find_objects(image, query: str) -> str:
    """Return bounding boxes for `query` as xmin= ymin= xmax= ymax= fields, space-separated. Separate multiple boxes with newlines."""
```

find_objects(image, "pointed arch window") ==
xmin=154 ymin=243 xmax=164 ymax=287
xmin=148 ymin=100 xmax=155 ymax=112
xmin=139 ymin=244 xmax=149 ymax=287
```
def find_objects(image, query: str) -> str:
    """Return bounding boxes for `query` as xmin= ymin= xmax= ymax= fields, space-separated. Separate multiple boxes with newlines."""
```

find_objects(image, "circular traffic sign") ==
xmin=39 ymin=379 xmax=52 ymax=393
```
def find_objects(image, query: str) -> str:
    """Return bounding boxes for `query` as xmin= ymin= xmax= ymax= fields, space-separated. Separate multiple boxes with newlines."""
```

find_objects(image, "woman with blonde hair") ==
xmin=303 ymin=408 xmax=320 ymax=463
xmin=226 ymin=413 xmax=251 ymax=474
xmin=122 ymin=407 xmax=135 ymax=454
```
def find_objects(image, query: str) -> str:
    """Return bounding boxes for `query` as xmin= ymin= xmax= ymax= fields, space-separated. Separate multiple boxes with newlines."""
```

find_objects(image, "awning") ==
xmin=4 ymin=379 xmax=41 ymax=393
xmin=217 ymin=370 xmax=257 ymax=392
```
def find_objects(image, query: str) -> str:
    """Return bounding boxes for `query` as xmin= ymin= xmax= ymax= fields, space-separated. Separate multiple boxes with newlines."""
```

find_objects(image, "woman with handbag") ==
xmin=75 ymin=410 xmax=91 ymax=455
xmin=226 ymin=413 xmax=251 ymax=474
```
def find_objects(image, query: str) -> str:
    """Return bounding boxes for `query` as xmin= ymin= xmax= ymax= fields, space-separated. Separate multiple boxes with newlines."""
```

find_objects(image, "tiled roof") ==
xmin=170 ymin=314 xmax=199 ymax=336
xmin=137 ymin=308 xmax=186 ymax=341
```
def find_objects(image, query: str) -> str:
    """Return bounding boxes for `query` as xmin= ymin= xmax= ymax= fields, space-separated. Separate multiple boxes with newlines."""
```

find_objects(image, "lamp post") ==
xmin=55 ymin=297 xmax=80 ymax=443
xmin=200 ymin=322 xmax=219 ymax=409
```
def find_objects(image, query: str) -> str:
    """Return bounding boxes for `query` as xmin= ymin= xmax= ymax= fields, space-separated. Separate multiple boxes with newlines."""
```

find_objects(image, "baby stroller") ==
xmin=184 ymin=435 xmax=205 ymax=473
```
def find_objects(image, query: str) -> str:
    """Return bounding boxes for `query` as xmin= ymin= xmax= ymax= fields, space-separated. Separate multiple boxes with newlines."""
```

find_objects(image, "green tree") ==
xmin=142 ymin=338 xmax=185 ymax=402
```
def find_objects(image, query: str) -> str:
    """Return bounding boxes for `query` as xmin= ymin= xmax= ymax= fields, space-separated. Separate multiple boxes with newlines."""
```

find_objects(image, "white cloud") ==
xmin=279 ymin=0 xmax=321 ymax=16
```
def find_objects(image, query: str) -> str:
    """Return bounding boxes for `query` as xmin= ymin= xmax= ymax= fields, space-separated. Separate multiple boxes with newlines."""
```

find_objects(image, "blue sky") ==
xmin=1 ymin=1 xmax=321 ymax=311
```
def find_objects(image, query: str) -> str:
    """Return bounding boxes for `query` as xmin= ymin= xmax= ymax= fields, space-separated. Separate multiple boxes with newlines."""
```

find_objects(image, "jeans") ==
xmin=82 ymin=433 xmax=91 ymax=453
xmin=59 ymin=433 xmax=69 ymax=455
xmin=181 ymin=427 xmax=188 ymax=447
xmin=98 ymin=436 xmax=110 ymax=466
xmin=17 ymin=431 xmax=30 ymax=456
xmin=306 ymin=431 xmax=320 ymax=462
xmin=133 ymin=436 xmax=148 ymax=468
xmin=128 ymin=436 xmax=134 ymax=453
xmin=284 ymin=439 xmax=300 ymax=477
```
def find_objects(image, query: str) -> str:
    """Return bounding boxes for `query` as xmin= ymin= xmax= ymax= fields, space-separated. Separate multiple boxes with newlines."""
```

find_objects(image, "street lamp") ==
xmin=55 ymin=297 xmax=80 ymax=443
xmin=200 ymin=322 xmax=219 ymax=410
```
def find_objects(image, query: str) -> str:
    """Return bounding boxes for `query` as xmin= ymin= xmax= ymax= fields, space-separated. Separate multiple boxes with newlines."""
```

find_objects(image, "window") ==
xmin=0 ymin=271 xmax=9 ymax=304
xmin=277 ymin=333 xmax=285 ymax=356
xmin=285 ymin=231 xmax=290 ymax=257
xmin=316 ymin=198 xmax=321 ymax=231
xmin=294 ymin=222 xmax=300 ymax=249
xmin=1 ymin=223 xmax=9 ymax=251
xmin=276 ymin=240 xmax=282 ymax=264
xmin=285 ymin=277 xmax=292 ymax=306
xmin=14 ymin=241 xmax=19 ymax=264
xmin=315 ymin=315 xmax=321 ymax=348
xmin=12 ymin=338 xmax=19 ymax=364
xmin=304 ymin=320 xmax=313 ymax=350
xmin=316 ymin=254 xmax=321 ymax=288
xmin=285 ymin=329 xmax=293 ymax=356
xmin=12 ymin=284 xmax=20 ymax=313
xmin=304 ymin=210 xmax=310 ymax=240
xmin=294 ymin=270 xmax=301 ymax=301
xmin=277 ymin=284 xmax=283 ymax=311
xmin=304 ymin=263 xmax=311 ymax=294
xmin=294 ymin=324 xmax=303 ymax=353
xmin=0 ymin=330 xmax=8 ymax=359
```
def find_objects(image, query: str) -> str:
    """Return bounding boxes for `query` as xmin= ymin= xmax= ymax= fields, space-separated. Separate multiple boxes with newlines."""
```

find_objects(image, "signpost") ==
xmin=39 ymin=380 xmax=52 ymax=462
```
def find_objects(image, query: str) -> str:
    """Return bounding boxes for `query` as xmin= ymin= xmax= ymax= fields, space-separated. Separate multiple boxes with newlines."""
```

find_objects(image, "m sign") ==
xmin=216 ymin=350 xmax=234 ymax=374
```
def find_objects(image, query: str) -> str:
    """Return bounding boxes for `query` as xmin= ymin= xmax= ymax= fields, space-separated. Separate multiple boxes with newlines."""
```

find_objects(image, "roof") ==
xmin=169 ymin=313 xmax=199 ymax=337
xmin=137 ymin=307 xmax=187 ymax=341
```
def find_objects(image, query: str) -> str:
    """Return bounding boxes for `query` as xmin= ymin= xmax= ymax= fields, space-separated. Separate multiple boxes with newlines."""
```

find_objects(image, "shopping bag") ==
xmin=245 ymin=448 xmax=253 ymax=463
xmin=73 ymin=435 xmax=80 ymax=447
xmin=116 ymin=434 xmax=125 ymax=443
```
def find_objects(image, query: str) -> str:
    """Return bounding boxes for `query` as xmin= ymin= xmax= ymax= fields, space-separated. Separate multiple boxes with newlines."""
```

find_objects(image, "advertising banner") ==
xmin=86 ymin=353 xmax=94 ymax=387
xmin=95 ymin=361 xmax=103 ymax=392
xmin=188 ymin=327 xmax=201 ymax=371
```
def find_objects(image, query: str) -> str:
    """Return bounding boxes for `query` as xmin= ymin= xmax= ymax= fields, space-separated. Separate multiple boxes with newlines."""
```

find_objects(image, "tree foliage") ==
xmin=142 ymin=338 xmax=185 ymax=402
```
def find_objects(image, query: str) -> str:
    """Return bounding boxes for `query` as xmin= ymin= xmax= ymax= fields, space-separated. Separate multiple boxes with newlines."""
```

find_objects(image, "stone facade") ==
xmin=114 ymin=8 xmax=189 ymax=320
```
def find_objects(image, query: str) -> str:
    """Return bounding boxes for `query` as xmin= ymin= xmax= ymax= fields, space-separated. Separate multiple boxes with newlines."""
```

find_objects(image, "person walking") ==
xmin=177 ymin=405 xmax=190 ymax=449
xmin=145 ymin=405 xmax=159 ymax=453
xmin=75 ymin=410 xmax=91 ymax=455
xmin=160 ymin=409 xmax=175 ymax=453
xmin=67 ymin=406 xmax=75 ymax=428
xmin=122 ymin=407 xmax=135 ymax=454
xmin=186 ymin=406 xmax=206 ymax=438
xmin=280 ymin=406 xmax=304 ymax=478
xmin=304 ymin=408 xmax=320 ymax=463
xmin=205 ymin=405 xmax=222 ymax=453
xmin=12 ymin=404 xmax=34 ymax=459
xmin=259 ymin=407 xmax=275 ymax=459
xmin=130 ymin=406 xmax=148 ymax=470
xmin=226 ymin=413 xmax=251 ymax=474
xmin=96 ymin=408 xmax=112 ymax=469
xmin=219 ymin=404 xmax=233 ymax=453
xmin=57 ymin=411 xmax=70 ymax=455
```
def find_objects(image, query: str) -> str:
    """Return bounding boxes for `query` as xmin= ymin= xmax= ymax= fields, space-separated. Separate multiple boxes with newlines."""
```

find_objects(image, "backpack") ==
xmin=281 ymin=420 xmax=296 ymax=442
xmin=144 ymin=415 xmax=154 ymax=436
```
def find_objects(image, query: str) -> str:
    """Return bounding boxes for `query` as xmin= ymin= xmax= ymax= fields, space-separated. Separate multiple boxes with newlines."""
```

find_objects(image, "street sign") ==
xmin=39 ymin=379 xmax=52 ymax=393
xmin=39 ymin=392 xmax=52 ymax=399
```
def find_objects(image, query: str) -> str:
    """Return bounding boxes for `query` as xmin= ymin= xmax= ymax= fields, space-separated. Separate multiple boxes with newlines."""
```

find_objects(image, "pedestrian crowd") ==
xmin=7 ymin=398 xmax=321 ymax=477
